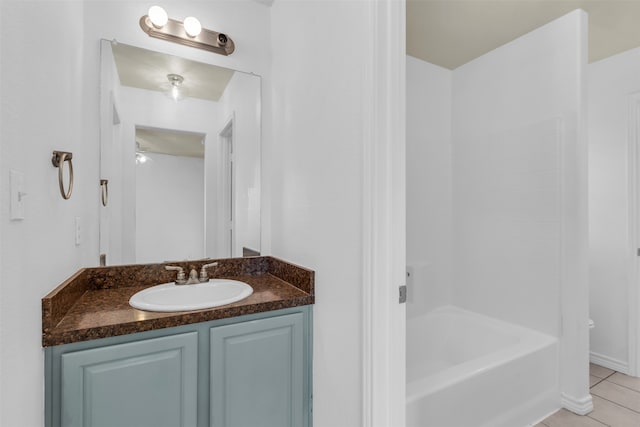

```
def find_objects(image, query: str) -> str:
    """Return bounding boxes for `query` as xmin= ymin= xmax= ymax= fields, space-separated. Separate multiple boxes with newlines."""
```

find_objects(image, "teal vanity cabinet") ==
xmin=210 ymin=312 xmax=305 ymax=427
xmin=52 ymin=332 xmax=198 ymax=427
xmin=45 ymin=307 xmax=312 ymax=427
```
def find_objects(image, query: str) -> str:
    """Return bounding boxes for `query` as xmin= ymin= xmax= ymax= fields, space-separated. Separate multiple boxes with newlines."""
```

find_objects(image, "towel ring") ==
xmin=100 ymin=179 xmax=109 ymax=207
xmin=51 ymin=151 xmax=74 ymax=200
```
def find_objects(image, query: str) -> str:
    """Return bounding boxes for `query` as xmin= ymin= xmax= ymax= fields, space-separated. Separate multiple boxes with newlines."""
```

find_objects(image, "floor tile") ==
xmin=542 ymin=409 xmax=607 ymax=427
xmin=590 ymin=375 xmax=604 ymax=387
xmin=607 ymin=372 xmax=640 ymax=393
xmin=591 ymin=380 xmax=640 ymax=412
xmin=590 ymin=363 xmax=615 ymax=379
xmin=589 ymin=395 xmax=640 ymax=427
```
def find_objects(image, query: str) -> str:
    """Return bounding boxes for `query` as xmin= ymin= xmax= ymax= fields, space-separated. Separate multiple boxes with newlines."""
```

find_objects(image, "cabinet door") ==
xmin=61 ymin=332 xmax=198 ymax=427
xmin=210 ymin=313 xmax=305 ymax=427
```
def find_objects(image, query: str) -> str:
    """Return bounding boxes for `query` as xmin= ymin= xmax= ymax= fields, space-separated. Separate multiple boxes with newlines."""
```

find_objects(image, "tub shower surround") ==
xmin=406 ymin=8 xmax=590 ymax=426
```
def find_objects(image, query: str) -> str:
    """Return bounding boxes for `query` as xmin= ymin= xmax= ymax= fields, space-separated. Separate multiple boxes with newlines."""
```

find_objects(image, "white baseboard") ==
xmin=561 ymin=392 xmax=593 ymax=416
xmin=590 ymin=351 xmax=629 ymax=375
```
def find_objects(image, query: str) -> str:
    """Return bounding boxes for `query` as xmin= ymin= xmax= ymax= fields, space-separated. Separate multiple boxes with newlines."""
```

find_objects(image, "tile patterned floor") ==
xmin=535 ymin=364 xmax=640 ymax=427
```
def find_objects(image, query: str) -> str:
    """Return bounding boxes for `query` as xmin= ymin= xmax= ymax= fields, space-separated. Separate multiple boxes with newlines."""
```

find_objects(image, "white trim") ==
xmin=361 ymin=0 xmax=406 ymax=426
xmin=0 ymin=3 xmax=3 ymax=418
xmin=627 ymin=92 xmax=640 ymax=377
xmin=590 ymin=351 xmax=630 ymax=375
xmin=218 ymin=115 xmax=235 ymax=258
xmin=558 ymin=10 xmax=591 ymax=409
xmin=561 ymin=392 xmax=593 ymax=416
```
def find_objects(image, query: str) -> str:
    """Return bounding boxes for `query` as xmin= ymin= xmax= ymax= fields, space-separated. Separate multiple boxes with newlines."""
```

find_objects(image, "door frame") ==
xmin=361 ymin=0 xmax=406 ymax=425
xmin=628 ymin=92 xmax=640 ymax=377
xmin=219 ymin=116 xmax=235 ymax=258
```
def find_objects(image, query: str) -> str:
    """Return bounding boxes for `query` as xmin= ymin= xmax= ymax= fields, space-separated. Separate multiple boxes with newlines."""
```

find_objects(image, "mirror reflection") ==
xmin=99 ymin=40 xmax=261 ymax=265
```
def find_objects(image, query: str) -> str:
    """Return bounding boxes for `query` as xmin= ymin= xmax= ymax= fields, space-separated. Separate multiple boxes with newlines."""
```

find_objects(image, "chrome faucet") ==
xmin=165 ymin=265 xmax=187 ymax=285
xmin=185 ymin=268 xmax=201 ymax=285
xmin=199 ymin=262 xmax=219 ymax=282
xmin=165 ymin=262 xmax=219 ymax=285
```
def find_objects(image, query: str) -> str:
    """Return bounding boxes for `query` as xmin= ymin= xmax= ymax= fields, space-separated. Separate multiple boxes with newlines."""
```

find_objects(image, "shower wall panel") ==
xmin=451 ymin=10 xmax=586 ymax=337
xmin=451 ymin=9 xmax=589 ymax=407
xmin=453 ymin=119 xmax=561 ymax=336
xmin=406 ymin=56 xmax=452 ymax=318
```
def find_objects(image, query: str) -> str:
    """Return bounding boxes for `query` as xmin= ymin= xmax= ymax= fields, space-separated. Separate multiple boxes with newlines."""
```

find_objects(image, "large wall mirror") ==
xmin=99 ymin=40 xmax=260 ymax=265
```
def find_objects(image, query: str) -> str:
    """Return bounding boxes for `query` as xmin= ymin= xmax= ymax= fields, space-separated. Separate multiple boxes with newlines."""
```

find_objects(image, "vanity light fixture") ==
xmin=183 ymin=17 xmax=202 ymax=37
xmin=140 ymin=6 xmax=234 ymax=56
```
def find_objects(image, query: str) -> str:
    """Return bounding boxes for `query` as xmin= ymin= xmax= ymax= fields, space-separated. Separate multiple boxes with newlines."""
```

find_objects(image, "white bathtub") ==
xmin=406 ymin=306 xmax=560 ymax=427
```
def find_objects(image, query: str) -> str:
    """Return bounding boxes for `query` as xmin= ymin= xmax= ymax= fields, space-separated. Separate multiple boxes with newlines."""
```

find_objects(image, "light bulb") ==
xmin=184 ymin=16 xmax=201 ymax=37
xmin=171 ymin=85 xmax=180 ymax=101
xmin=148 ymin=6 xmax=168 ymax=28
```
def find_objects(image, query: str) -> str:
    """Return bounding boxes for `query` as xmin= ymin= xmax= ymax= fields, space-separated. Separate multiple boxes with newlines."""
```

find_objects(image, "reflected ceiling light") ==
xmin=148 ymin=6 xmax=168 ymax=28
xmin=183 ymin=17 xmax=202 ymax=37
xmin=140 ymin=9 xmax=234 ymax=56
xmin=166 ymin=73 xmax=187 ymax=102
xmin=136 ymin=152 xmax=149 ymax=164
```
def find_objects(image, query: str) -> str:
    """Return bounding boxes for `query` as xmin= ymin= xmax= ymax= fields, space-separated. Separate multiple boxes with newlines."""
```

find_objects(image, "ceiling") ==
xmin=111 ymin=42 xmax=234 ymax=102
xmin=407 ymin=0 xmax=640 ymax=70
xmin=136 ymin=127 xmax=205 ymax=159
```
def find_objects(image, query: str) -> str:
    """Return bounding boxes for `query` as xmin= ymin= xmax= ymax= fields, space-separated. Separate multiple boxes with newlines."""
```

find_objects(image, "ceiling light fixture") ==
xmin=140 ymin=6 xmax=234 ymax=56
xmin=166 ymin=73 xmax=187 ymax=102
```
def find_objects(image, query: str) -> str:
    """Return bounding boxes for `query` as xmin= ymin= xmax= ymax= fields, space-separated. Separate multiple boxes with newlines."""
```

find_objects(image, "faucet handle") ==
xmin=165 ymin=266 xmax=187 ymax=285
xmin=199 ymin=262 xmax=219 ymax=282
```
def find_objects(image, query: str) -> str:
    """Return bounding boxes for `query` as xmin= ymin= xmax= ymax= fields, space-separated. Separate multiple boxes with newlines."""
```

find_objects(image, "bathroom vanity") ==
xmin=42 ymin=256 xmax=314 ymax=427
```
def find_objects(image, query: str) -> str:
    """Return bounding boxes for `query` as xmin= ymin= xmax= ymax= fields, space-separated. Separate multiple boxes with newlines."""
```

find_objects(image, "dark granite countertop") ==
xmin=42 ymin=256 xmax=314 ymax=347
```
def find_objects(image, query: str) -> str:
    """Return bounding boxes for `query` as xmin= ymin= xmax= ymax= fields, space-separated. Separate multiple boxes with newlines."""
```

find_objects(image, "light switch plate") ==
xmin=10 ymin=169 xmax=25 ymax=220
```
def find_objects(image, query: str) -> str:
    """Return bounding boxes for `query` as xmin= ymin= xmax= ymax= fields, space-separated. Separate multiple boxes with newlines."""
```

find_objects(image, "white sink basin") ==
xmin=129 ymin=279 xmax=253 ymax=312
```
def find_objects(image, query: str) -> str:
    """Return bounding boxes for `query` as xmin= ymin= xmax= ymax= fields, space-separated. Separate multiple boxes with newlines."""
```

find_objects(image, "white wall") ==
xmin=406 ymin=56 xmax=452 ymax=318
xmin=218 ymin=72 xmax=261 ymax=257
xmin=451 ymin=10 xmax=589 ymax=409
xmin=0 ymin=2 xmax=94 ymax=426
xmin=269 ymin=1 xmax=371 ymax=425
xmin=0 ymin=1 xmax=271 ymax=425
xmin=135 ymin=153 xmax=204 ymax=263
xmin=588 ymin=47 xmax=640 ymax=372
xmin=0 ymin=2 xmax=4 ymax=414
